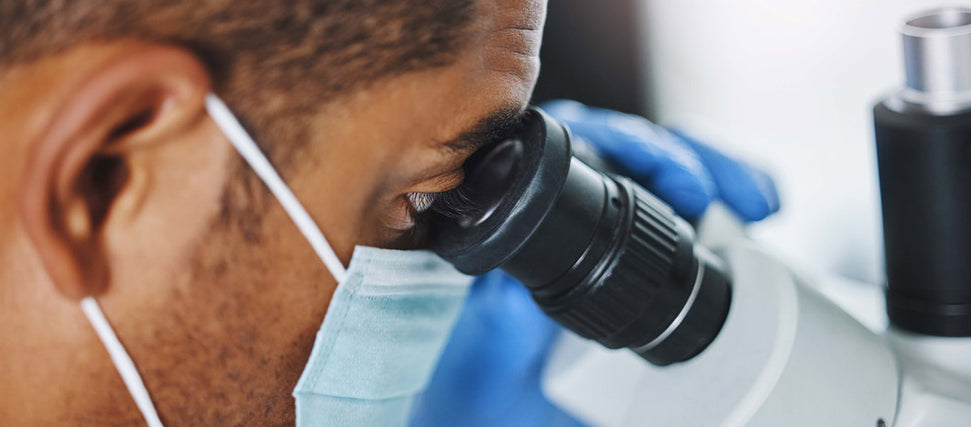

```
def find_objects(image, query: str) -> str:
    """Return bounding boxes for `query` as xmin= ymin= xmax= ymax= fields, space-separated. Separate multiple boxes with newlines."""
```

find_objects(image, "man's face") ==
xmin=0 ymin=0 xmax=545 ymax=424
xmin=303 ymin=0 xmax=545 ymax=255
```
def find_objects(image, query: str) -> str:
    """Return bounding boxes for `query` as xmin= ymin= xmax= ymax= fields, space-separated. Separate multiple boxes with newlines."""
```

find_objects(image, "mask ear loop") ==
xmin=81 ymin=297 xmax=164 ymax=427
xmin=79 ymin=95 xmax=349 ymax=427
xmin=204 ymin=94 xmax=348 ymax=283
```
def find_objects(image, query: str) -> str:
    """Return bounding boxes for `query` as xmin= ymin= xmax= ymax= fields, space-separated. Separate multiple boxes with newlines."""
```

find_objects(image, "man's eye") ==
xmin=424 ymin=184 xmax=475 ymax=219
xmin=407 ymin=192 xmax=439 ymax=213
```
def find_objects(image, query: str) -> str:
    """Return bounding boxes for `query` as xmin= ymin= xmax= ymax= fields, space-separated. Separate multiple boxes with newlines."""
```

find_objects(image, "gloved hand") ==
xmin=542 ymin=99 xmax=779 ymax=221
xmin=410 ymin=100 xmax=779 ymax=427
xmin=410 ymin=270 xmax=582 ymax=427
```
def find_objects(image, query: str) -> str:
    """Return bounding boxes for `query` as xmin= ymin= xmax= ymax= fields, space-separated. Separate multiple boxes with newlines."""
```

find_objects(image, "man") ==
xmin=0 ymin=0 xmax=777 ymax=425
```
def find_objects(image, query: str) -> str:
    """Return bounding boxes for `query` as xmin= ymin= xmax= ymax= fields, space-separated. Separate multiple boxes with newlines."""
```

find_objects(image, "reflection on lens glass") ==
xmin=461 ymin=138 xmax=524 ymax=227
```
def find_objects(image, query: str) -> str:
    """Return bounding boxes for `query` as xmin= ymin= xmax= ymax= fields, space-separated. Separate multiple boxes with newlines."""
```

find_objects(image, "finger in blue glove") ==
xmin=669 ymin=129 xmax=780 ymax=222
xmin=539 ymin=100 xmax=780 ymax=223
xmin=540 ymin=99 xmax=716 ymax=219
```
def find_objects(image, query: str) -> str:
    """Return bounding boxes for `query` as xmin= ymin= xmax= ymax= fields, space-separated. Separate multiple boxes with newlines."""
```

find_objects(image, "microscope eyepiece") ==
xmin=429 ymin=107 xmax=731 ymax=365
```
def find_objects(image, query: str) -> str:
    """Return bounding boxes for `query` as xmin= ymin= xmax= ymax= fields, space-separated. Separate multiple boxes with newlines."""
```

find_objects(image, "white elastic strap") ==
xmin=80 ymin=297 xmax=164 ymax=427
xmin=204 ymin=94 xmax=348 ymax=283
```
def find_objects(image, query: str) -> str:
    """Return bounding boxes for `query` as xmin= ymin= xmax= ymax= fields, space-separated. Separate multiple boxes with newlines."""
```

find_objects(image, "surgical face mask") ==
xmin=79 ymin=94 xmax=474 ymax=427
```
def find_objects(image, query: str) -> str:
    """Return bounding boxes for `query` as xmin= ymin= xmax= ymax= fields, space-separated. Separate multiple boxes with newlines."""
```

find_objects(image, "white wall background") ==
xmin=637 ymin=0 xmax=969 ymax=284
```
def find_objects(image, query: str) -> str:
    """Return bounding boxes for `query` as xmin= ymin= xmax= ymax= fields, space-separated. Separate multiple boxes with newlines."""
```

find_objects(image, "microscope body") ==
xmin=536 ymin=8 xmax=971 ymax=426
xmin=540 ymin=207 xmax=971 ymax=426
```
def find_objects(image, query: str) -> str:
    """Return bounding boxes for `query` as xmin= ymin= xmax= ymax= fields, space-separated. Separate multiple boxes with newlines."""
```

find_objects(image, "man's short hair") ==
xmin=1 ymin=0 xmax=475 ymax=238
xmin=1 ymin=0 xmax=474 ymax=161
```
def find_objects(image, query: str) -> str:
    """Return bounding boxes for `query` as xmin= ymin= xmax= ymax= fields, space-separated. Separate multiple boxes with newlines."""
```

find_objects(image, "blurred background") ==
xmin=532 ymin=0 xmax=970 ymax=287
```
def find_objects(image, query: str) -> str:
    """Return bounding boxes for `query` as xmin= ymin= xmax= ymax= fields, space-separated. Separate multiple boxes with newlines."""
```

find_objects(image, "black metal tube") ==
xmin=874 ymin=105 xmax=971 ymax=335
xmin=429 ymin=107 xmax=731 ymax=365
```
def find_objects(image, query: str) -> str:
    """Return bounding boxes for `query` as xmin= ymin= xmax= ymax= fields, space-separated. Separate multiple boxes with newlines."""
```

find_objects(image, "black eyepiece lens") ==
xmin=461 ymin=138 xmax=524 ymax=227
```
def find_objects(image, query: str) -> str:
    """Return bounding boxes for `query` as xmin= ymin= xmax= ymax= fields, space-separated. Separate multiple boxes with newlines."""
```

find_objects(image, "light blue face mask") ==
xmin=78 ymin=94 xmax=475 ymax=427
xmin=293 ymin=246 xmax=472 ymax=426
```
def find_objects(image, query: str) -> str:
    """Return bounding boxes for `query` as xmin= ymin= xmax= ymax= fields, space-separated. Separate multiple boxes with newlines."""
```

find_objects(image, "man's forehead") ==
xmin=430 ymin=0 xmax=544 ymax=154
xmin=484 ymin=0 xmax=547 ymax=31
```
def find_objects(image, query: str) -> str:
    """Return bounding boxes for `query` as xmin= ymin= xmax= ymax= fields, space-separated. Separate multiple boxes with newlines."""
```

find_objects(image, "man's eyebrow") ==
xmin=442 ymin=107 xmax=527 ymax=153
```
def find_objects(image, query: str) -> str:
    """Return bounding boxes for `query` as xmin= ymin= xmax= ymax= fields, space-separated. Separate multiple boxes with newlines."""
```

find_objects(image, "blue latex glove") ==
xmin=541 ymin=99 xmax=779 ymax=221
xmin=410 ymin=100 xmax=779 ymax=427
xmin=410 ymin=271 xmax=584 ymax=427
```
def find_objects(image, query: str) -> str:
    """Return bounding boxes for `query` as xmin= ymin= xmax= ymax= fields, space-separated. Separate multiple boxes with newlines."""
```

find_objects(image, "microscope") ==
xmin=429 ymin=7 xmax=971 ymax=427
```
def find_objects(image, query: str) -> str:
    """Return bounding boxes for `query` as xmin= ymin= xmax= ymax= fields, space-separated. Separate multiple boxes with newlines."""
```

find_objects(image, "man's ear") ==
xmin=19 ymin=43 xmax=212 ymax=300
